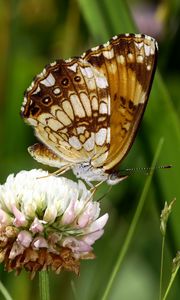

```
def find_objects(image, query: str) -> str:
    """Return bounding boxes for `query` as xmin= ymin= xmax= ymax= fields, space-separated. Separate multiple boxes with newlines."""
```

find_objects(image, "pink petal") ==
xmin=82 ymin=230 xmax=104 ymax=245
xmin=86 ymin=202 xmax=100 ymax=221
xmin=32 ymin=237 xmax=48 ymax=249
xmin=62 ymin=237 xmax=92 ymax=253
xmin=17 ymin=230 xmax=32 ymax=247
xmin=86 ymin=213 xmax=109 ymax=233
xmin=77 ymin=213 xmax=90 ymax=228
xmin=61 ymin=199 xmax=76 ymax=225
xmin=11 ymin=205 xmax=27 ymax=227
xmin=0 ymin=209 xmax=10 ymax=225
xmin=77 ymin=202 xmax=100 ymax=228
xmin=30 ymin=217 xmax=44 ymax=233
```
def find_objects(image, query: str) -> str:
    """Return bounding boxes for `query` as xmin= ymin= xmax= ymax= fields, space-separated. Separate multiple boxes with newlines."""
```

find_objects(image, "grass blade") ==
xmin=0 ymin=281 xmax=13 ymax=300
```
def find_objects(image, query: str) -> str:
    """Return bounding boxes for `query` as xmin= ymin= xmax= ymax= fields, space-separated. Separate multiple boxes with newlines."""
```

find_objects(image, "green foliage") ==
xmin=0 ymin=0 xmax=179 ymax=299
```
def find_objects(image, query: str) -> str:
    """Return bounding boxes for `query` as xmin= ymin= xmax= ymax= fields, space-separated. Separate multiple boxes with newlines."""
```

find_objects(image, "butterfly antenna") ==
xmin=120 ymin=164 xmax=172 ymax=176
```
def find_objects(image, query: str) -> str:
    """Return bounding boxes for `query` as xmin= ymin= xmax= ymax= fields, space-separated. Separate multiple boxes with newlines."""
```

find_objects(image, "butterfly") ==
xmin=21 ymin=33 xmax=158 ymax=186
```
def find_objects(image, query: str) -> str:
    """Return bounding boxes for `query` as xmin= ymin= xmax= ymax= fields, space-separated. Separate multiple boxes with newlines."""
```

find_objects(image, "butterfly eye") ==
xmin=42 ymin=96 xmax=52 ymax=106
xmin=61 ymin=78 xmax=69 ymax=86
xmin=74 ymin=76 xmax=81 ymax=82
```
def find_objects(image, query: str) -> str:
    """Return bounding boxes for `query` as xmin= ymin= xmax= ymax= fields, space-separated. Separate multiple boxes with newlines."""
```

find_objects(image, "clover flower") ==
xmin=0 ymin=169 xmax=108 ymax=278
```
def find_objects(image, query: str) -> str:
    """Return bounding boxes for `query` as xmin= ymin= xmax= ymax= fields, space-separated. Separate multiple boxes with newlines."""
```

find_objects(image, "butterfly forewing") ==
xmin=82 ymin=34 xmax=157 ymax=170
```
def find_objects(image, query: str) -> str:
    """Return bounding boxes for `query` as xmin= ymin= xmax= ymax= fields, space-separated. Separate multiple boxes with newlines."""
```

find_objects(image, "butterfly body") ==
xmin=21 ymin=33 xmax=158 ymax=185
xmin=73 ymin=162 xmax=108 ymax=183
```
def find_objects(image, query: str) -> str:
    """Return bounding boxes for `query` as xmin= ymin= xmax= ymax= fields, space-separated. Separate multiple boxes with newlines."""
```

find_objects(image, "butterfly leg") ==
xmin=53 ymin=166 xmax=72 ymax=176
xmin=36 ymin=166 xmax=72 ymax=180
xmin=90 ymin=180 xmax=105 ymax=194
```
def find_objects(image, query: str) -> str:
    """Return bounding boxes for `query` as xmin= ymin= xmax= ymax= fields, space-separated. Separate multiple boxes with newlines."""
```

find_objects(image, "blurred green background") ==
xmin=0 ymin=0 xmax=180 ymax=299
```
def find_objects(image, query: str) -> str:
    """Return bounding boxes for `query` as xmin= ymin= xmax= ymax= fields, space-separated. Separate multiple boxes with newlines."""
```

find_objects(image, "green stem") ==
xmin=159 ymin=235 xmax=165 ymax=300
xmin=162 ymin=266 xmax=179 ymax=300
xmin=0 ymin=281 xmax=13 ymax=300
xmin=39 ymin=271 xmax=50 ymax=300
xmin=101 ymin=138 xmax=164 ymax=300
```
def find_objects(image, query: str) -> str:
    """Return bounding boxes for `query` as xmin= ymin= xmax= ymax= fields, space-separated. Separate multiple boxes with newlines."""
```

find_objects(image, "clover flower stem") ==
xmin=0 ymin=281 xmax=13 ymax=300
xmin=101 ymin=137 xmax=164 ymax=300
xmin=39 ymin=271 xmax=50 ymax=300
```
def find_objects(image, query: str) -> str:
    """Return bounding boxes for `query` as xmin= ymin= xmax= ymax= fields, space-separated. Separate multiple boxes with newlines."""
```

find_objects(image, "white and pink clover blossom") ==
xmin=0 ymin=169 xmax=108 ymax=277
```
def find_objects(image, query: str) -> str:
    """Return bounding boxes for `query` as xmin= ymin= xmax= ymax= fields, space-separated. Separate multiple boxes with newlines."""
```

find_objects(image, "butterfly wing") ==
xmin=82 ymin=33 xmax=158 ymax=171
xmin=21 ymin=33 xmax=157 ymax=175
xmin=28 ymin=143 xmax=70 ymax=169
xmin=21 ymin=58 xmax=111 ymax=169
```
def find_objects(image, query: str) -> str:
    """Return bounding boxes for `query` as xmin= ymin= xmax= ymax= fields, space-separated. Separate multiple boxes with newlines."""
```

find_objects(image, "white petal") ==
xmin=86 ymin=213 xmax=109 ymax=233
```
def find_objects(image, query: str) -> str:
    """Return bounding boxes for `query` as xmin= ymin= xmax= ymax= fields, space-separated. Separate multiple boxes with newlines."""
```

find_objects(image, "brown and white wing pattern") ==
xmin=82 ymin=33 xmax=158 ymax=171
xmin=21 ymin=33 xmax=158 ymax=183
xmin=21 ymin=58 xmax=111 ymax=170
